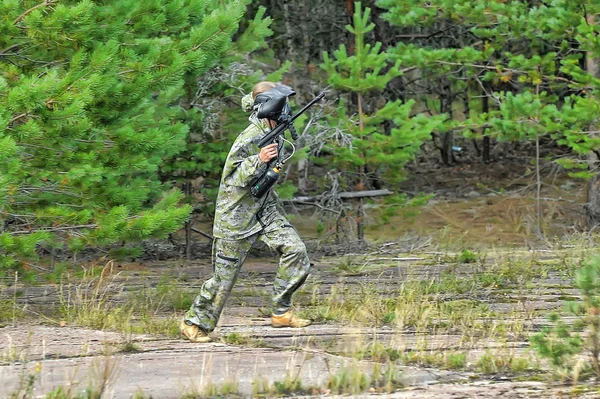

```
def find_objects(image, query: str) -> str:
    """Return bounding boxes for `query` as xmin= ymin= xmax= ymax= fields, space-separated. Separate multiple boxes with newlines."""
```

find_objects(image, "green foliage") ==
xmin=221 ymin=332 xmax=253 ymax=346
xmin=378 ymin=0 xmax=600 ymax=171
xmin=275 ymin=181 xmax=297 ymax=200
xmin=320 ymin=2 xmax=440 ymax=239
xmin=457 ymin=249 xmax=478 ymax=264
xmin=530 ymin=256 xmax=600 ymax=382
xmin=0 ymin=0 xmax=271 ymax=273
xmin=402 ymin=350 xmax=467 ymax=370
xmin=199 ymin=379 xmax=240 ymax=398
xmin=476 ymin=351 xmax=532 ymax=375
xmin=321 ymin=2 xmax=440 ymax=184
xmin=273 ymin=375 xmax=304 ymax=396
xmin=251 ymin=373 xmax=310 ymax=397
xmin=327 ymin=364 xmax=370 ymax=395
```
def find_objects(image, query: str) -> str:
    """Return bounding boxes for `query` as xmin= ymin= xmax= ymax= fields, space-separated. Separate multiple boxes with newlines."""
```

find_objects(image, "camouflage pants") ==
xmin=184 ymin=221 xmax=310 ymax=332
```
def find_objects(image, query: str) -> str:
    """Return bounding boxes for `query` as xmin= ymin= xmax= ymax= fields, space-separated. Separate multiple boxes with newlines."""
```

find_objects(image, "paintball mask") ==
xmin=253 ymin=85 xmax=295 ymax=119
xmin=253 ymin=85 xmax=298 ymax=139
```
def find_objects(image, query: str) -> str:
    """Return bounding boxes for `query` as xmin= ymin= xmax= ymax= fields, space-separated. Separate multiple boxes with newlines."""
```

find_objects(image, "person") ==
xmin=179 ymin=81 xmax=312 ymax=343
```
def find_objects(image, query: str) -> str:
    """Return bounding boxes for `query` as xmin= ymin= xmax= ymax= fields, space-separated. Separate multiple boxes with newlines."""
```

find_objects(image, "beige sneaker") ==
xmin=271 ymin=311 xmax=311 ymax=328
xmin=179 ymin=319 xmax=212 ymax=343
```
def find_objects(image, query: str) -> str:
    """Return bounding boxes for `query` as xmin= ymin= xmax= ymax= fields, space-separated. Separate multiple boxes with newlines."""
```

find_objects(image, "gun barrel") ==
xmin=288 ymin=92 xmax=325 ymax=123
xmin=256 ymin=92 xmax=325 ymax=148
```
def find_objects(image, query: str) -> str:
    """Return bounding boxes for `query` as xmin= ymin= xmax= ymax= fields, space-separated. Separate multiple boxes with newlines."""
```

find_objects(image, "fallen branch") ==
xmin=289 ymin=200 xmax=341 ymax=215
xmin=286 ymin=189 xmax=393 ymax=203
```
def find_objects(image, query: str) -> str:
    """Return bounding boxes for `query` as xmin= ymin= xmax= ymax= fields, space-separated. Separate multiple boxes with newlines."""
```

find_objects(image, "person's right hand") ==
xmin=259 ymin=143 xmax=278 ymax=163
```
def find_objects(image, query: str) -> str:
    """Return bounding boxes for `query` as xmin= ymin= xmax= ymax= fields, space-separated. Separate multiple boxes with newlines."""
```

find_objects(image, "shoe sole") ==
xmin=180 ymin=331 xmax=212 ymax=343
xmin=179 ymin=320 xmax=212 ymax=342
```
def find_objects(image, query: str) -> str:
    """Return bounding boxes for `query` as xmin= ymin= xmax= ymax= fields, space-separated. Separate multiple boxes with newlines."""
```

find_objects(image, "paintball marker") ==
xmin=250 ymin=89 xmax=325 ymax=198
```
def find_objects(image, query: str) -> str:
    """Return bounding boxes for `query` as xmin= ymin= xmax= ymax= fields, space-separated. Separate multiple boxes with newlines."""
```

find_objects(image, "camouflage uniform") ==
xmin=184 ymin=120 xmax=311 ymax=333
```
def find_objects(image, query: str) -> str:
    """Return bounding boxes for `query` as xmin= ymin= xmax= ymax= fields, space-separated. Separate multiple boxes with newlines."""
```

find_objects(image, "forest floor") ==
xmin=2 ymin=156 xmax=600 ymax=398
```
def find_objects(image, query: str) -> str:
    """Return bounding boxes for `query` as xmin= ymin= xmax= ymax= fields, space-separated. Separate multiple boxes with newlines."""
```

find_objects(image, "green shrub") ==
xmin=530 ymin=256 xmax=600 ymax=382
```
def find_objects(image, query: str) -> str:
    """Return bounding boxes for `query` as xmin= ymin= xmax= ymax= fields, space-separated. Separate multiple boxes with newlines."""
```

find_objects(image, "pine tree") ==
xmin=0 ymin=0 xmax=271 ymax=275
xmin=377 ymin=0 xmax=600 ymax=228
xmin=321 ymin=2 xmax=442 ymax=241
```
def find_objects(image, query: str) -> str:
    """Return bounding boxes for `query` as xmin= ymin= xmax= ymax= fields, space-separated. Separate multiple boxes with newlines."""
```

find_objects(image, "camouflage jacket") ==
xmin=213 ymin=121 xmax=283 ymax=240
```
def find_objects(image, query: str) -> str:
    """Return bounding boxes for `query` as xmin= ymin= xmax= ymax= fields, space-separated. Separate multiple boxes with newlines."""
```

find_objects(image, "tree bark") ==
xmin=357 ymin=92 xmax=365 ymax=242
xmin=346 ymin=0 xmax=355 ymax=55
xmin=283 ymin=2 xmax=296 ymax=60
xmin=300 ymin=0 xmax=311 ymax=69
xmin=482 ymin=88 xmax=491 ymax=163
xmin=185 ymin=182 xmax=192 ymax=259
xmin=440 ymin=91 xmax=454 ymax=166
xmin=585 ymin=13 xmax=600 ymax=227
xmin=297 ymin=157 xmax=308 ymax=193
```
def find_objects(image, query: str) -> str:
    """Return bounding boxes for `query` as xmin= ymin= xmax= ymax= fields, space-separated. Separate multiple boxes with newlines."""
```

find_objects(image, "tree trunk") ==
xmin=482 ymin=136 xmax=491 ymax=164
xmin=184 ymin=182 xmax=192 ymax=259
xmin=585 ymin=14 xmax=600 ymax=227
xmin=357 ymin=92 xmax=365 ymax=242
xmin=440 ymin=91 xmax=454 ymax=166
xmin=357 ymin=197 xmax=364 ymax=242
xmin=300 ymin=0 xmax=311 ymax=69
xmin=346 ymin=0 xmax=355 ymax=55
xmin=283 ymin=2 xmax=295 ymax=60
xmin=297 ymin=158 xmax=308 ymax=193
xmin=481 ymin=89 xmax=491 ymax=163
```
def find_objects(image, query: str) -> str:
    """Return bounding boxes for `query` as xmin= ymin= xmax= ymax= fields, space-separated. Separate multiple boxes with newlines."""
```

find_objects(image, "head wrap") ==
xmin=241 ymin=93 xmax=254 ymax=112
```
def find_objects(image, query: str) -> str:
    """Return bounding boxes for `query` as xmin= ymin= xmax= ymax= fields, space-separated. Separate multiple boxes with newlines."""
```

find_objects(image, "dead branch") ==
xmin=286 ymin=189 xmax=394 ymax=203
xmin=191 ymin=227 xmax=213 ymax=240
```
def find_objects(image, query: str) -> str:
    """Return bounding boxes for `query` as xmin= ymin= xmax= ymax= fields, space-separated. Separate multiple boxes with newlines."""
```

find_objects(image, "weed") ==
xmin=155 ymin=275 xmax=193 ymax=311
xmin=446 ymin=352 xmax=468 ymax=369
xmin=132 ymin=389 xmax=152 ymax=399
xmin=58 ymin=263 xmax=131 ymax=331
xmin=88 ymin=354 xmax=120 ymax=398
xmin=119 ymin=340 xmax=141 ymax=353
xmin=326 ymin=361 xmax=402 ymax=395
xmin=402 ymin=351 xmax=467 ymax=370
xmin=476 ymin=351 xmax=533 ymax=375
xmin=7 ymin=362 xmax=39 ymax=399
xmin=251 ymin=375 xmax=271 ymax=397
xmin=0 ymin=273 xmax=26 ymax=326
xmin=530 ymin=255 xmax=600 ymax=382
xmin=127 ymin=276 xmax=193 ymax=312
xmin=354 ymin=341 xmax=401 ymax=363
xmin=331 ymin=255 xmax=369 ymax=276
xmin=457 ymin=249 xmax=478 ymax=264
xmin=251 ymin=373 xmax=311 ymax=397
xmin=272 ymin=374 xmax=304 ymax=396
xmin=58 ymin=280 xmax=132 ymax=331
xmin=134 ymin=313 xmax=180 ymax=337
xmin=327 ymin=363 xmax=370 ymax=395
xmin=45 ymin=386 xmax=103 ymax=399
xmin=370 ymin=361 xmax=404 ymax=393
xmin=221 ymin=332 xmax=254 ymax=346
xmin=183 ymin=379 xmax=240 ymax=398
xmin=56 ymin=262 xmax=182 ymax=337
xmin=0 ymin=298 xmax=24 ymax=328
xmin=304 ymin=280 xmax=495 ymax=335
xmin=1 ymin=343 xmax=27 ymax=364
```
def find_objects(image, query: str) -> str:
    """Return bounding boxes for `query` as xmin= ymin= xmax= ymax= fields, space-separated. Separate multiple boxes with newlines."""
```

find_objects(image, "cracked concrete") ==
xmin=0 ymin=249 xmax=593 ymax=398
